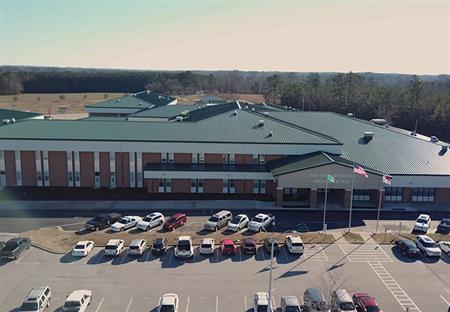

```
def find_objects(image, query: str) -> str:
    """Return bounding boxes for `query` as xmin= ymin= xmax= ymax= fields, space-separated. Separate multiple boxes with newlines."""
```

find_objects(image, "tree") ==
xmin=59 ymin=94 xmax=66 ymax=102
xmin=104 ymin=93 xmax=109 ymax=99
xmin=263 ymin=75 xmax=284 ymax=104
xmin=0 ymin=72 xmax=23 ymax=95
xmin=12 ymin=96 xmax=18 ymax=110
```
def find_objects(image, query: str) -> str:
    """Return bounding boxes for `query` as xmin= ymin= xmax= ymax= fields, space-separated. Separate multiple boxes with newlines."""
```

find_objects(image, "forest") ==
xmin=1 ymin=67 xmax=449 ymax=142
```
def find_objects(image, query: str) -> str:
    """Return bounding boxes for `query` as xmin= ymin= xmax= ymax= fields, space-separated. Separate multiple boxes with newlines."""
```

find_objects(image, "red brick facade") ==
xmin=205 ymin=153 xmax=223 ymax=164
xmin=21 ymin=151 xmax=36 ymax=186
xmin=204 ymin=179 xmax=222 ymax=193
xmin=4 ymin=151 xmax=16 ymax=186
xmin=99 ymin=152 xmax=110 ymax=188
xmin=174 ymin=153 xmax=192 ymax=164
xmin=435 ymin=188 xmax=450 ymax=204
xmin=80 ymin=152 xmax=94 ymax=187
xmin=172 ymin=179 xmax=190 ymax=193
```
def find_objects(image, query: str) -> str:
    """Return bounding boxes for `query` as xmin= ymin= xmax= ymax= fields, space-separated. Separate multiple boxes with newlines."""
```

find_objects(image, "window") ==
xmin=44 ymin=171 xmax=49 ymax=181
xmin=223 ymin=154 xmax=229 ymax=164
xmin=258 ymin=154 xmax=265 ymax=164
xmin=253 ymin=180 xmax=259 ymax=194
xmin=229 ymin=154 xmax=235 ymax=164
xmin=229 ymin=179 xmax=236 ymax=193
xmin=260 ymin=180 xmax=266 ymax=193
xmin=75 ymin=171 xmax=80 ymax=182
xmin=385 ymin=187 xmax=403 ymax=202
xmin=353 ymin=189 xmax=370 ymax=201
xmin=411 ymin=188 xmax=435 ymax=202
xmin=252 ymin=154 xmax=258 ymax=164
xmin=168 ymin=153 xmax=174 ymax=164
xmin=199 ymin=153 xmax=205 ymax=163
xmin=192 ymin=153 xmax=198 ymax=164
xmin=161 ymin=153 xmax=167 ymax=163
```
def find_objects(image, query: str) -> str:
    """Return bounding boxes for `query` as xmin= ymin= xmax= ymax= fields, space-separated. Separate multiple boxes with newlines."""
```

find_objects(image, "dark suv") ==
xmin=152 ymin=238 xmax=167 ymax=256
xmin=0 ymin=237 xmax=31 ymax=259
xmin=242 ymin=238 xmax=257 ymax=255
xmin=85 ymin=213 xmax=122 ymax=231
xmin=394 ymin=239 xmax=420 ymax=258
xmin=437 ymin=218 xmax=450 ymax=234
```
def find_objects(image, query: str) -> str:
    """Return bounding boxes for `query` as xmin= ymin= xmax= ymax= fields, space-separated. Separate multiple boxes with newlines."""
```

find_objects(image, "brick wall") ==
xmin=99 ymin=152 xmax=110 ymax=187
xmin=204 ymin=179 xmax=222 ymax=193
xmin=4 ymin=151 xmax=16 ymax=186
xmin=172 ymin=179 xmax=190 ymax=193
xmin=48 ymin=151 xmax=67 ymax=187
xmin=146 ymin=179 xmax=158 ymax=193
xmin=310 ymin=189 xmax=318 ymax=208
xmin=80 ymin=152 xmax=94 ymax=187
xmin=174 ymin=153 xmax=192 ymax=164
xmin=266 ymin=155 xmax=283 ymax=162
xmin=435 ymin=188 xmax=450 ymax=204
xmin=143 ymin=153 xmax=161 ymax=164
xmin=402 ymin=187 xmax=412 ymax=203
xmin=235 ymin=154 xmax=253 ymax=164
xmin=205 ymin=153 xmax=223 ymax=164
xmin=21 ymin=151 xmax=36 ymax=186
xmin=115 ymin=152 xmax=130 ymax=188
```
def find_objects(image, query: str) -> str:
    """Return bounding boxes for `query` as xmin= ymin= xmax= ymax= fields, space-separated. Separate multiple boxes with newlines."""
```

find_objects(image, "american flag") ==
xmin=353 ymin=165 xmax=368 ymax=178
xmin=383 ymin=175 xmax=393 ymax=185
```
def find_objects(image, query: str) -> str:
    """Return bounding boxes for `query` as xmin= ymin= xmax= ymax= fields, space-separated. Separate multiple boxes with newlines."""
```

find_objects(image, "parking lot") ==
xmin=1 ymin=238 xmax=450 ymax=312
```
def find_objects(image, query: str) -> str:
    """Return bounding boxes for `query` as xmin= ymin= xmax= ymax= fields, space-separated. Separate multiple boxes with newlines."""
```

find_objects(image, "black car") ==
xmin=152 ymin=238 xmax=167 ymax=256
xmin=437 ymin=218 xmax=450 ymax=234
xmin=85 ymin=213 xmax=122 ymax=231
xmin=263 ymin=237 xmax=280 ymax=255
xmin=0 ymin=237 xmax=31 ymax=259
xmin=0 ymin=241 xmax=5 ymax=251
xmin=394 ymin=239 xmax=420 ymax=257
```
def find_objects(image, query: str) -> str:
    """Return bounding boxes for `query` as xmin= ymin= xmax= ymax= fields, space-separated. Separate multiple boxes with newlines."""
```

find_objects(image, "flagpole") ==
xmin=376 ymin=177 xmax=384 ymax=234
xmin=348 ymin=171 xmax=355 ymax=233
xmin=323 ymin=177 xmax=328 ymax=233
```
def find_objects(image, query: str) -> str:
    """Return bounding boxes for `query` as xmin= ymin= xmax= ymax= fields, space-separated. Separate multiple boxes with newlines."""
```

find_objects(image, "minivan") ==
xmin=204 ymin=210 xmax=232 ymax=231
xmin=331 ymin=289 xmax=356 ymax=312
xmin=18 ymin=286 xmax=52 ymax=312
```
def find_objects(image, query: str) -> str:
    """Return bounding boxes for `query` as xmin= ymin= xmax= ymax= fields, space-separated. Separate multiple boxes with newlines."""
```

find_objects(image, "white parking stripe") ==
xmin=368 ymin=262 xmax=421 ymax=312
xmin=125 ymin=297 xmax=133 ymax=312
xmin=168 ymin=249 xmax=174 ymax=263
xmin=94 ymin=297 xmax=104 ymax=312
xmin=185 ymin=296 xmax=190 ymax=312
xmin=120 ymin=253 xmax=128 ymax=265
xmin=16 ymin=248 xmax=32 ymax=264
xmin=216 ymin=296 xmax=219 ymax=312
xmin=244 ymin=296 xmax=247 ymax=310
xmin=339 ymin=244 xmax=392 ymax=262
xmin=261 ymin=248 xmax=266 ymax=261
xmin=145 ymin=249 xmax=152 ymax=262
xmin=440 ymin=295 xmax=450 ymax=306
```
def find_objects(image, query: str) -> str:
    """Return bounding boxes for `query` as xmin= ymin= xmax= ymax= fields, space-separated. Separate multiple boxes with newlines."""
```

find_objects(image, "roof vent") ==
xmin=2 ymin=119 xmax=10 ymax=125
xmin=245 ymin=105 xmax=249 ymax=110
xmin=146 ymin=90 xmax=150 ymax=94
xmin=430 ymin=136 xmax=439 ymax=143
xmin=268 ymin=130 xmax=274 ymax=137
xmin=263 ymin=111 xmax=269 ymax=116
xmin=363 ymin=131 xmax=374 ymax=142
xmin=10 ymin=118 xmax=15 ymax=123
xmin=347 ymin=113 xmax=354 ymax=117
xmin=258 ymin=119 xmax=265 ymax=127
xmin=181 ymin=110 xmax=190 ymax=117
xmin=439 ymin=145 xmax=448 ymax=156
xmin=370 ymin=118 xmax=387 ymax=126
xmin=232 ymin=110 xmax=238 ymax=116
xmin=116 ymin=99 xmax=121 ymax=102
xmin=251 ymin=108 xmax=256 ymax=112
xmin=175 ymin=116 xmax=183 ymax=122
xmin=133 ymin=93 xmax=137 ymax=96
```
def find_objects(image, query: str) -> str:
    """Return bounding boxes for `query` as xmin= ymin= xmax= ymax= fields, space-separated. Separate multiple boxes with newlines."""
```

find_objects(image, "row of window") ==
xmin=160 ymin=153 xmax=266 ymax=165
xmin=157 ymin=179 xmax=268 ymax=194
xmin=384 ymin=187 xmax=436 ymax=203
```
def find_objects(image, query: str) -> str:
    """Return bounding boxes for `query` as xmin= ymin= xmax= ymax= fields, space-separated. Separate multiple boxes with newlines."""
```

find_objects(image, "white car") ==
xmin=439 ymin=241 xmax=450 ymax=256
xmin=128 ymin=239 xmax=147 ymax=256
xmin=137 ymin=212 xmax=165 ymax=231
xmin=158 ymin=293 xmax=179 ymax=312
xmin=415 ymin=235 xmax=442 ymax=257
xmin=174 ymin=236 xmax=194 ymax=258
xmin=62 ymin=290 xmax=92 ymax=312
xmin=110 ymin=216 xmax=142 ymax=232
xmin=413 ymin=214 xmax=431 ymax=233
xmin=253 ymin=292 xmax=271 ymax=312
xmin=104 ymin=239 xmax=125 ymax=257
xmin=285 ymin=235 xmax=304 ymax=254
xmin=248 ymin=213 xmax=275 ymax=232
xmin=227 ymin=214 xmax=249 ymax=232
xmin=72 ymin=241 xmax=94 ymax=257
xmin=199 ymin=238 xmax=215 ymax=255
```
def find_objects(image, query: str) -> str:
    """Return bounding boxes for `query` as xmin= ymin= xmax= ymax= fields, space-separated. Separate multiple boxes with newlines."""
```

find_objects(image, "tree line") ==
xmin=0 ymin=68 xmax=449 ymax=141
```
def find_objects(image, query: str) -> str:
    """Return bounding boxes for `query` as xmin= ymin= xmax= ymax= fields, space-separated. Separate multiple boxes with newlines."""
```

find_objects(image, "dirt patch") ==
xmin=372 ymin=232 xmax=450 ymax=244
xmin=299 ymin=233 xmax=335 ymax=244
xmin=342 ymin=232 xmax=365 ymax=244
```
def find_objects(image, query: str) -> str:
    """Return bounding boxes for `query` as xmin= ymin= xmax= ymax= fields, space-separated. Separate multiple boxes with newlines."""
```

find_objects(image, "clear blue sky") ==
xmin=1 ymin=0 xmax=449 ymax=74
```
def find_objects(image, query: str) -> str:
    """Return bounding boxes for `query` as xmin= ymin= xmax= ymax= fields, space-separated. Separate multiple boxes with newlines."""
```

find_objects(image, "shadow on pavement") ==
xmin=87 ymin=250 xmax=110 ymax=265
xmin=390 ymin=246 xmax=418 ymax=263
xmin=160 ymin=248 xmax=184 ymax=268
xmin=278 ymin=270 xmax=308 ymax=278
xmin=59 ymin=252 xmax=83 ymax=264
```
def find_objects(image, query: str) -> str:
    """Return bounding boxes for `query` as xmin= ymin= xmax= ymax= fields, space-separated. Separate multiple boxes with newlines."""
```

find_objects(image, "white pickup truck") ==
xmin=248 ymin=213 xmax=275 ymax=232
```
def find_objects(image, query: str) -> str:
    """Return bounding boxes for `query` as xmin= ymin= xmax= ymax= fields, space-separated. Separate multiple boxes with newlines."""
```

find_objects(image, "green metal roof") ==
xmin=85 ymin=91 xmax=176 ymax=109
xmin=128 ymin=105 xmax=201 ymax=119
xmin=266 ymin=111 xmax=450 ymax=175
xmin=0 ymin=108 xmax=41 ymax=124
xmin=0 ymin=109 xmax=339 ymax=145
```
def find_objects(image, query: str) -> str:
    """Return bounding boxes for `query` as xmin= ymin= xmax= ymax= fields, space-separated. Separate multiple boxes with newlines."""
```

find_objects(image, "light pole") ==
xmin=347 ymin=173 xmax=355 ymax=232
xmin=322 ymin=178 xmax=328 ymax=233
xmin=375 ymin=178 xmax=384 ymax=234
xmin=264 ymin=219 xmax=276 ymax=312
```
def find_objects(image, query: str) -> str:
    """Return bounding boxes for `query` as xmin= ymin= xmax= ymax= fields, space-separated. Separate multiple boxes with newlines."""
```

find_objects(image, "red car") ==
xmin=353 ymin=293 xmax=382 ymax=312
xmin=221 ymin=239 xmax=237 ymax=256
xmin=242 ymin=238 xmax=257 ymax=255
xmin=163 ymin=213 xmax=186 ymax=231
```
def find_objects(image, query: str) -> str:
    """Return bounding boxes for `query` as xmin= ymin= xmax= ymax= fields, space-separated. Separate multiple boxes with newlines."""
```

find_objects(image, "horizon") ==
xmin=1 ymin=1 xmax=449 ymax=75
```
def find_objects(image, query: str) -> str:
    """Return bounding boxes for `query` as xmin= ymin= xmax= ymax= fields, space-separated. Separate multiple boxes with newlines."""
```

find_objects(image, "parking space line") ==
xmin=125 ymin=297 xmax=133 ymax=312
xmin=16 ymin=248 xmax=32 ymax=264
xmin=94 ymin=297 xmax=104 ymax=312
xmin=440 ymin=295 xmax=450 ymax=306
xmin=216 ymin=249 xmax=219 ymax=262
xmin=281 ymin=246 xmax=289 ymax=259
xmin=120 ymin=253 xmax=128 ymax=265
xmin=261 ymin=248 xmax=266 ymax=261
xmin=145 ymin=249 xmax=152 ymax=262
xmin=244 ymin=296 xmax=247 ymax=310
xmin=216 ymin=296 xmax=219 ymax=312
xmin=339 ymin=244 xmax=392 ymax=262
xmin=368 ymin=261 xmax=421 ymax=312
xmin=185 ymin=296 xmax=190 ymax=312
xmin=168 ymin=249 xmax=174 ymax=263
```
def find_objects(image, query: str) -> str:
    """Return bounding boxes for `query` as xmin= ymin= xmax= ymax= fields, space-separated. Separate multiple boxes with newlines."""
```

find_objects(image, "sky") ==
xmin=1 ymin=0 xmax=449 ymax=74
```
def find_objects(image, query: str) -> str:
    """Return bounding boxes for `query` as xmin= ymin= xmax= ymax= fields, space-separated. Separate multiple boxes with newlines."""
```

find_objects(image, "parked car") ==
xmin=221 ymin=239 xmax=237 ymax=256
xmin=227 ymin=214 xmax=249 ymax=232
xmin=174 ymin=236 xmax=194 ymax=258
xmin=248 ymin=213 xmax=275 ymax=232
xmin=263 ymin=237 xmax=280 ymax=255
xmin=352 ymin=293 xmax=382 ymax=312
xmin=104 ymin=239 xmax=124 ymax=257
xmin=204 ymin=210 xmax=232 ymax=231
xmin=393 ymin=239 xmax=420 ymax=258
xmin=128 ymin=239 xmax=147 ymax=256
xmin=413 ymin=214 xmax=431 ymax=233
xmin=439 ymin=241 xmax=450 ymax=256
xmin=72 ymin=241 xmax=94 ymax=257
xmin=62 ymin=290 xmax=92 ymax=312
xmin=241 ymin=238 xmax=257 ymax=255
xmin=331 ymin=289 xmax=356 ymax=312
xmin=253 ymin=292 xmax=271 ymax=312
xmin=163 ymin=213 xmax=187 ymax=231
xmin=199 ymin=238 xmax=215 ymax=255
xmin=415 ymin=235 xmax=442 ymax=257
xmin=110 ymin=216 xmax=142 ymax=232
xmin=152 ymin=238 xmax=167 ymax=256
xmin=158 ymin=293 xmax=179 ymax=312
xmin=280 ymin=295 xmax=302 ymax=312
xmin=0 ymin=237 xmax=31 ymax=259
xmin=137 ymin=212 xmax=165 ymax=231
xmin=303 ymin=288 xmax=329 ymax=312
xmin=85 ymin=213 xmax=121 ymax=231
xmin=437 ymin=218 xmax=450 ymax=234
xmin=285 ymin=235 xmax=304 ymax=254
xmin=18 ymin=286 xmax=52 ymax=312
xmin=0 ymin=241 xmax=5 ymax=251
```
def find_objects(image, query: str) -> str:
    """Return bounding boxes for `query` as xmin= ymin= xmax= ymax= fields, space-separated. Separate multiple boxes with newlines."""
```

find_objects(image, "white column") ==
xmin=14 ymin=151 xmax=22 ymax=186
xmin=129 ymin=152 xmax=136 ymax=188
xmin=43 ymin=151 xmax=50 ymax=187
xmin=74 ymin=151 xmax=81 ymax=187
xmin=0 ymin=151 xmax=6 ymax=187
xmin=35 ymin=151 xmax=43 ymax=187
xmin=67 ymin=151 xmax=74 ymax=187
xmin=94 ymin=151 xmax=100 ymax=189
xmin=109 ymin=152 xmax=116 ymax=189
xmin=136 ymin=152 xmax=143 ymax=188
